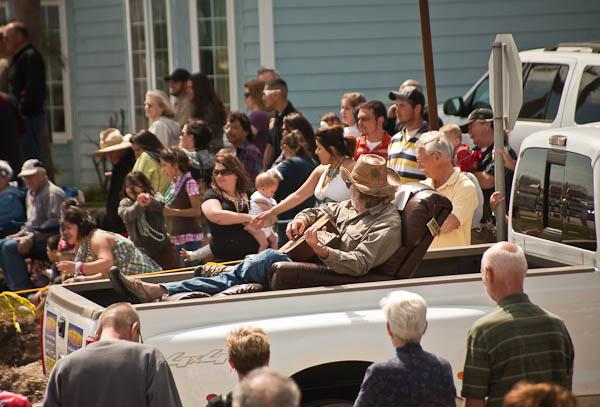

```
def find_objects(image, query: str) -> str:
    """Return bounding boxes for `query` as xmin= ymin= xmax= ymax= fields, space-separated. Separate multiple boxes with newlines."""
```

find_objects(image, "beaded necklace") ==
xmin=74 ymin=228 xmax=98 ymax=268
xmin=220 ymin=190 xmax=249 ymax=213
xmin=320 ymin=159 xmax=343 ymax=194
xmin=136 ymin=212 xmax=166 ymax=242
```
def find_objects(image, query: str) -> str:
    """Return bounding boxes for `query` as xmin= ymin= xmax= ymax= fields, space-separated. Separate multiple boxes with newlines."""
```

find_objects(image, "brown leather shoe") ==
xmin=108 ymin=267 xmax=155 ymax=304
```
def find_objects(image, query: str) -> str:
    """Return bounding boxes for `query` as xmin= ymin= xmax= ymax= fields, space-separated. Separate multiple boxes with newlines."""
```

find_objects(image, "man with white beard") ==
xmin=109 ymin=154 xmax=403 ymax=301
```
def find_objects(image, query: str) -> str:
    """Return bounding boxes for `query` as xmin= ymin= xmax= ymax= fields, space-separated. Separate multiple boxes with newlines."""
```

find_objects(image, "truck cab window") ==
xmin=519 ymin=64 xmax=568 ymax=121
xmin=513 ymin=148 xmax=547 ymax=236
xmin=513 ymin=148 xmax=596 ymax=251
xmin=564 ymin=153 xmax=596 ymax=251
xmin=575 ymin=65 xmax=600 ymax=125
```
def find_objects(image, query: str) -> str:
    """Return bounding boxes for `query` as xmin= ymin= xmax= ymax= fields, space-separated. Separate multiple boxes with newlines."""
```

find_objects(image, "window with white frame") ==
xmin=194 ymin=0 xmax=231 ymax=109
xmin=0 ymin=1 xmax=71 ymax=143
xmin=41 ymin=1 xmax=71 ymax=143
xmin=126 ymin=0 xmax=171 ymax=131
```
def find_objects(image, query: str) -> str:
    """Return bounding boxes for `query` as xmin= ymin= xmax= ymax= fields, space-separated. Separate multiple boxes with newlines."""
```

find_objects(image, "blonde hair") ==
xmin=440 ymin=124 xmax=462 ymax=144
xmin=226 ymin=326 xmax=270 ymax=375
xmin=255 ymin=172 xmax=278 ymax=190
xmin=145 ymin=89 xmax=175 ymax=118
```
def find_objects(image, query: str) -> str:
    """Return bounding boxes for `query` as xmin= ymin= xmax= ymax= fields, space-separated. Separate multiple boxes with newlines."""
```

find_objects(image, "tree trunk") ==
xmin=13 ymin=0 xmax=56 ymax=181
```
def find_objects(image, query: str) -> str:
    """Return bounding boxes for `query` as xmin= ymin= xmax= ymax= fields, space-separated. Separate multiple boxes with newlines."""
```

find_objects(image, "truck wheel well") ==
xmin=291 ymin=360 xmax=371 ymax=404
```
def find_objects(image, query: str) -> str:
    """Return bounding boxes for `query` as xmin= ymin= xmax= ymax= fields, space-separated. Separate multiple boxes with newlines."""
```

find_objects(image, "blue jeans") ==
xmin=0 ymin=238 xmax=31 ymax=291
xmin=21 ymin=114 xmax=45 ymax=161
xmin=163 ymin=249 xmax=291 ymax=296
xmin=175 ymin=240 xmax=203 ymax=268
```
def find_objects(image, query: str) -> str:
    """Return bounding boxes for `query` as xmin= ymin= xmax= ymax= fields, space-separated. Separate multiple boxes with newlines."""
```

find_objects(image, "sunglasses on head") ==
xmin=263 ymin=89 xmax=280 ymax=96
xmin=213 ymin=169 xmax=234 ymax=176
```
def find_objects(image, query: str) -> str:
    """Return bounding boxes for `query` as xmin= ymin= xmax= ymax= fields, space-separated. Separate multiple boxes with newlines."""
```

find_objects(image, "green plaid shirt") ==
xmin=461 ymin=293 xmax=574 ymax=407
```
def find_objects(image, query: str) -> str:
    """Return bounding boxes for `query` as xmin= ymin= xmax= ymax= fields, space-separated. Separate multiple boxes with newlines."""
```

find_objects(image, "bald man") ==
xmin=232 ymin=367 xmax=300 ymax=407
xmin=43 ymin=302 xmax=182 ymax=407
xmin=461 ymin=243 xmax=574 ymax=407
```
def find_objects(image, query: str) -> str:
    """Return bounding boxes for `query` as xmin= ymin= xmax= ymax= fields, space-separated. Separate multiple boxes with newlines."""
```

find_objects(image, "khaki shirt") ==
xmin=296 ymin=200 xmax=402 ymax=276
xmin=423 ymin=168 xmax=476 ymax=248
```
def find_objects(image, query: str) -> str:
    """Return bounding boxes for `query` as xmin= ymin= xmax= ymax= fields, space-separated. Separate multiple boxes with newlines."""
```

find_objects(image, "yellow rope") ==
xmin=11 ymin=260 xmax=244 ymax=294
xmin=0 ymin=291 xmax=37 ymax=333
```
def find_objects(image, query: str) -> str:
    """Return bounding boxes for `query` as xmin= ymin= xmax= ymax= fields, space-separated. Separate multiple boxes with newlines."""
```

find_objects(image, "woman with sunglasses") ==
xmin=243 ymin=79 xmax=269 ymax=154
xmin=199 ymin=154 xmax=259 ymax=262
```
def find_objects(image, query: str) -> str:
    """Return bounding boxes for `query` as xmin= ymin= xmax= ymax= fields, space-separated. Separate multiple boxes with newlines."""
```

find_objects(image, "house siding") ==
xmin=59 ymin=0 xmax=600 ymax=189
xmin=238 ymin=0 xmax=600 ymax=127
xmin=62 ymin=0 xmax=131 ymax=189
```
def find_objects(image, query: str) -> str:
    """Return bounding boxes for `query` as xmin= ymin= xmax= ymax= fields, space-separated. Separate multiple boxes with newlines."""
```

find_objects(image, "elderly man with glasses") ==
xmin=415 ymin=131 xmax=477 ymax=248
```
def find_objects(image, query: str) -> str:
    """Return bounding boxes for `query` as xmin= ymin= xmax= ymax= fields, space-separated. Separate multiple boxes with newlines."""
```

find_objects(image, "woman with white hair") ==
xmin=353 ymin=290 xmax=456 ymax=407
xmin=145 ymin=89 xmax=181 ymax=148
xmin=0 ymin=160 xmax=26 ymax=238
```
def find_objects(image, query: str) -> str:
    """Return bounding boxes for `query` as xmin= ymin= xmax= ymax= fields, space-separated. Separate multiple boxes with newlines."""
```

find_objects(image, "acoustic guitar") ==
xmin=279 ymin=215 xmax=339 ymax=262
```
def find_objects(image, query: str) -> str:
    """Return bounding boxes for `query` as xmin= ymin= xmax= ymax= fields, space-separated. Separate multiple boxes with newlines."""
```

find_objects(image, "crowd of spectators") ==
xmin=0 ymin=20 xmax=571 ymax=406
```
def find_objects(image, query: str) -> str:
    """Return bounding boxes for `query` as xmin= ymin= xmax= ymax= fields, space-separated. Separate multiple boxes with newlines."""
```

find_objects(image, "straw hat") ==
xmin=341 ymin=154 xmax=401 ymax=197
xmin=94 ymin=128 xmax=132 ymax=156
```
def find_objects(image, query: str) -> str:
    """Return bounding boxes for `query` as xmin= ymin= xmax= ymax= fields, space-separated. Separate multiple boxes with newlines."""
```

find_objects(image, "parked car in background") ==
xmin=439 ymin=42 xmax=600 ymax=151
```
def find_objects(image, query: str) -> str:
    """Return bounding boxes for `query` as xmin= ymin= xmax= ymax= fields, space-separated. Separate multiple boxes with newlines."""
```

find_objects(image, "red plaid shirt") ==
xmin=354 ymin=132 xmax=392 ymax=161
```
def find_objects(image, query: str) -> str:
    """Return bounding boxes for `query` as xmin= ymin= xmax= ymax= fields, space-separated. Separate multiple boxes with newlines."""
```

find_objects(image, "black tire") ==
xmin=302 ymin=399 xmax=353 ymax=407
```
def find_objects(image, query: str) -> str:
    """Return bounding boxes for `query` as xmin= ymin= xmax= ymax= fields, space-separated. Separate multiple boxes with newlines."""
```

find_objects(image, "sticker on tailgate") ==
xmin=44 ymin=311 xmax=57 ymax=371
xmin=67 ymin=323 xmax=83 ymax=354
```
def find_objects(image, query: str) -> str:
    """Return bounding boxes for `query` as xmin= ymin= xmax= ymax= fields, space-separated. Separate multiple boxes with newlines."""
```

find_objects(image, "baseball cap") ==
xmin=388 ymin=86 xmax=426 ymax=108
xmin=18 ymin=159 xmax=46 ymax=177
xmin=164 ymin=68 xmax=191 ymax=82
xmin=459 ymin=108 xmax=493 ymax=133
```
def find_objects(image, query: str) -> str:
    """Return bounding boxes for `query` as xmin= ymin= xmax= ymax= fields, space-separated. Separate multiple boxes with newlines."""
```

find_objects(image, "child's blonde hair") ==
xmin=440 ymin=124 xmax=462 ymax=144
xmin=255 ymin=172 xmax=278 ymax=189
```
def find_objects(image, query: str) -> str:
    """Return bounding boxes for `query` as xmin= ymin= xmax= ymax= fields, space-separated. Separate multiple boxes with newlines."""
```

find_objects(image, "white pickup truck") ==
xmin=440 ymin=42 xmax=600 ymax=152
xmin=42 ymin=124 xmax=600 ymax=406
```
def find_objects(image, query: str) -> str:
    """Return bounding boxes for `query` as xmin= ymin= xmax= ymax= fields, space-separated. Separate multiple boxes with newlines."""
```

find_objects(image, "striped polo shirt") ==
xmin=387 ymin=122 xmax=429 ymax=184
xmin=461 ymin=293 xmax=574 ymax=407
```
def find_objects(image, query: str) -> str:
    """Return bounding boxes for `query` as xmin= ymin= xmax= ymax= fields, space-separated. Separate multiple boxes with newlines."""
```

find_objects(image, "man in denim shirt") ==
xmin=0 ymin=159 xmax=64 ymax=290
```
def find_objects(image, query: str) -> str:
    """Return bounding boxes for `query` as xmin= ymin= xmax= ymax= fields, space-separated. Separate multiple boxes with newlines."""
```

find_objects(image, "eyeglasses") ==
xmin=263 ymin=89 xmax=280 ymax=97
xmin=243 ymin=92 xmax=251 ymax=97
xmin=213 ymin=169 xmax=234 ymax=176
xmin=416 ymin=154 xmax=433 ymax=165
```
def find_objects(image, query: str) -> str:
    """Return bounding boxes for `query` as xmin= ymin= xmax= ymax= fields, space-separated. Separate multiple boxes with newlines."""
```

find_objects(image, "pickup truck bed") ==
xmin=43 ymin=245 xmax=599 ymax=406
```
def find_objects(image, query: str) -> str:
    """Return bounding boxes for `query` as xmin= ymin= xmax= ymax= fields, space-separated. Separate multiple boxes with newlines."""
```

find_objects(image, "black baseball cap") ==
xmin=388 ymin=86 xmax=426 ymax=108
xmin=459 ymin=108 xmax=493 ymax=133
xmin=164 ymin=68 xmax=191 ymax=82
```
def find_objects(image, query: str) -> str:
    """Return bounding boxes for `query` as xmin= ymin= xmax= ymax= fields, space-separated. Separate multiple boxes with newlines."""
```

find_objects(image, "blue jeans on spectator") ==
xmin=175 ymin=240 xmax=203 ymax=268
xmin=0 ymin=238 xmax=31 ymax=291
xmin=163 ymin=249 xmax=291 ymax=296
xmin=22 ymin=114 xmax=45 ymax=161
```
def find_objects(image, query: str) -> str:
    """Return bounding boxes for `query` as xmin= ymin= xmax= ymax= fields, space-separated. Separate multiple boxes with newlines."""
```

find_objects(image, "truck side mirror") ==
xmin=443 ymin=97 xmax=465 ymax=116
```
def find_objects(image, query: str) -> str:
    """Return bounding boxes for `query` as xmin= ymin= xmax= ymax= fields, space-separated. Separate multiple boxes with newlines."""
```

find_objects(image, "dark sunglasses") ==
xmin=213 ymin=169 xmax=234 ymax=176
xmin=243 ymin=92 xmax=251 ymax=97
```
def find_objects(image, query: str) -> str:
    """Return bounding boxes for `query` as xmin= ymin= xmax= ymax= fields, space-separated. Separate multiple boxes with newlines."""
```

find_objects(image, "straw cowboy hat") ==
xmin=94 ymin=128 xmax=132 ymax=156
xmin=341 ymin=154 xmax=401 ymax=197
